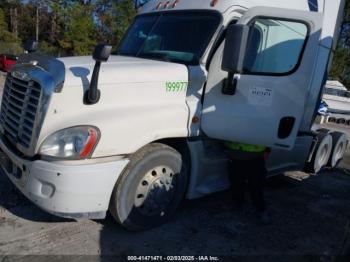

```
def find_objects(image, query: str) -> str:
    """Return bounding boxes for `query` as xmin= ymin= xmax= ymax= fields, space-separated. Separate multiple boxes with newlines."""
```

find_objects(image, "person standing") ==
xmin=226 ymin=141 xmax=271 ymax=225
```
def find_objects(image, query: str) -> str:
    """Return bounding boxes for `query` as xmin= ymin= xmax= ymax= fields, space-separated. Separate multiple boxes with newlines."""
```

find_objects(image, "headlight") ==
xmin=39 ymin=126 xmax=100 ymax=159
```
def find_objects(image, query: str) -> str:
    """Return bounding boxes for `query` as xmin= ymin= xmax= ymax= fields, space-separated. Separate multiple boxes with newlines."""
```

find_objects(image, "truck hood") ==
xmin=58 ymin=55 xmax=188 ymax=88
xmin=40 ymin=55 xmax=190 ymax=158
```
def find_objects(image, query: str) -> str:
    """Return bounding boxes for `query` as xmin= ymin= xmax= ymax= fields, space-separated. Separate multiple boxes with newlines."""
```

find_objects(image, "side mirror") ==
xmin=23 ymin=40 xmax=38 ymax=53
xmin=85 ymin=44 xmax=112 ymax=105
xmin=221 ymin=24 xmax=251 ymax=95
xmin=222 ymin=24 xmax=250 ymax=74
xmin=93 ymin=44 xmax=112 ymax=62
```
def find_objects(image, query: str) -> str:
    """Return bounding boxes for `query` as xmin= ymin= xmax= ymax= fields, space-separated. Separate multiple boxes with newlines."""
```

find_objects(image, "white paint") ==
xmin=0 ymin=139 xmax=129 ymax=215
xmin=140 ymin=0 xmax=321 ymax=15
xmin=248 ymin=86 xmax=274 ymax=106
xmin=201 ymin=7 xmax=323 ymax=149
xmin=39 ymin=56 xmax=190 ymax=157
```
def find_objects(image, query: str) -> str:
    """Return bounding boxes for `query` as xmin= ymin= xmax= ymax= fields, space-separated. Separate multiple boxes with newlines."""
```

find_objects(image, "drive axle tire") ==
xmin=327 ymin=132 xmax=348 ymax=168
xmin=337 ymin=118 xmax=346 ymax=125
xmin=109 ymin=143 xmax=188 ymax=231
xmin=305 ymin=133 xmax=333 ymax=174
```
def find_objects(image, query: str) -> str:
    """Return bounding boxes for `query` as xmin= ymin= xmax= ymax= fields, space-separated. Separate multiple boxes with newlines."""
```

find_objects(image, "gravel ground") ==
xmin=0 ymin=72 xmax=350 ymax=260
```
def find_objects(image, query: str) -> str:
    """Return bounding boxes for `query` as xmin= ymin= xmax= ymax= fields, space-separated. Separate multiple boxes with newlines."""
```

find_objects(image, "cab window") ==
xmin=244 ymin=18 xmax=309 ymax=75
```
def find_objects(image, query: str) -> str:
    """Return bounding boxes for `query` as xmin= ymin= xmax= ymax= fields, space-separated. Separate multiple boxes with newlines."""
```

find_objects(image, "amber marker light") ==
xmin=210 ymin=0 xmax=219 ymax=7
xmin=163 ymin=1 xmax=171 ymax=8
xmin=172 ymin=0 xmax=180 ymax=8
xmin=192 ymin=116 xmax=200 ymax=124
xmin=79 ymin=128 xmax=98 ymax=158
xmin=156 ymin=2 xmax=163 ymax=10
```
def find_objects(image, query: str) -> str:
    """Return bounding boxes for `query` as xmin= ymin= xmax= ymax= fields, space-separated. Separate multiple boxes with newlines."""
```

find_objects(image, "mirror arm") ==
xmin=222 ymin=72 xmax=237 ymax=95
xmin=85 ymin=61 xmax=102 ymax=105
xmin=84 ymin=44 xmax=112 ymax=105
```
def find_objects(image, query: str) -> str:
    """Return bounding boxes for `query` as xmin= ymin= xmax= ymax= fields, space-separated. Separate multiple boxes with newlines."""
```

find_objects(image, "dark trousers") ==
xmin=228 ymin=156 xmax=267 ymax=212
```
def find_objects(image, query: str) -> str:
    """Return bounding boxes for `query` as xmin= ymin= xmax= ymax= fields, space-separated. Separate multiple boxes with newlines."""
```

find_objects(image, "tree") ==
xmin=4 ymin=0 xmax=21 ymax=38
xmin=114 ymin=0 xmax=136 ymax=45
xmin=94 ymin=0 xmax=117 ymax=43
xmin=0 ymin=7 xmax=21 ymax=54
xmin=58 ymin=3 xmax=96 ymax=56
xmin=94 ymin=0 xmax=136 ymax=46
xmin=29 ymin=0 xmax=49 ymax=42
xmin=341 ymin=0 xmax=350 ymax=47
xmin=330 ymin=0 xmax=350 ymax=89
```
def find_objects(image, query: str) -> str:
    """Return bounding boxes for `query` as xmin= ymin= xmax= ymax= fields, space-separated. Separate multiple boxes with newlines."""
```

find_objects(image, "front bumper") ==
xmin=0 ymin=139 xmax=129 ymax=219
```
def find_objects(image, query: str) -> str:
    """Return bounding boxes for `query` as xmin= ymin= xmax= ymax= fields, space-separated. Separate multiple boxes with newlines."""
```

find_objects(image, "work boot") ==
xmin=258 ymin=210 xmax=271 ymax=225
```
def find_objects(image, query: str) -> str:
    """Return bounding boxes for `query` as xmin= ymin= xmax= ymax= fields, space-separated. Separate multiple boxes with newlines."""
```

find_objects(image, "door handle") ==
xmin=222 ymin=72 xmax=237 ymax=95
xmin=278 ymin=117 xmax=296 ymax=139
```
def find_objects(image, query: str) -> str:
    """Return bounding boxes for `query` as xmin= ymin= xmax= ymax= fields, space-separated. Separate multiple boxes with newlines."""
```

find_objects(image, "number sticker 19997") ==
xmin=165 ymin=81 xmax=188 ymax=92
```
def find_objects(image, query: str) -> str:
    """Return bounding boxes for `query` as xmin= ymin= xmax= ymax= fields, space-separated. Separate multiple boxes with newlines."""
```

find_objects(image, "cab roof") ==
xmin=138 ymin=0 xmax=324 ymax=15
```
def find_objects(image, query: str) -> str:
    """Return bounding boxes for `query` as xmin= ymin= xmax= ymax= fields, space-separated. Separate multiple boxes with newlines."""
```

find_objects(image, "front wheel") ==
xmin=109 ymin=143 xmax=188 ymax=231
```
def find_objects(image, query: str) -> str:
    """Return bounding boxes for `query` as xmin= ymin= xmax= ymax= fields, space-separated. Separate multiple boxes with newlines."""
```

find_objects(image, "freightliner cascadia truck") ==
xmin=0 ymin=0 xmax=347 ymax=230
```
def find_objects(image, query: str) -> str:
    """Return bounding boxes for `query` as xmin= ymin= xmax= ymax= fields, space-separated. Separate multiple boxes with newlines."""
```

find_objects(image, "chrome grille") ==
xmin=0 ymin=74 xmax=41 ymax=149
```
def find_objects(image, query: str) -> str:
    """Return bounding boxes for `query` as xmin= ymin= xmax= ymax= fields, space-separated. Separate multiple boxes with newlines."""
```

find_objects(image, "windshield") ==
xmin=118 ymin=11 xmax=221 ymax=65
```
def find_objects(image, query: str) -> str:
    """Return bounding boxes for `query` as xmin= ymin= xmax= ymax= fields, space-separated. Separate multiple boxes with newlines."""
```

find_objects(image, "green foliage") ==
xmin=0 ymin=8 xmax=22 ymax=54
xmin=342 ymin=0 xmax=350 ymax=47
xmin=330 ymin=47 xmax=350 ymax=87
xmin=38 ymin=41 xmax=59 ymax=56
xmin=58 ymin=3 xmax=96 ymax=56
xmin=93 ymin=0 xmax=136 ymax=50
xmin=114 ymin=0 xmax=136 ymax=45
xmin=0 ymin=8 xmax=6 ymax=32
xmin=0 ymin=0 xmax=136 ymax=57
xmin=330 ymin=0 xmax=350 ymax=89
xmin=0 ymin=41 xmax=22 ymax=54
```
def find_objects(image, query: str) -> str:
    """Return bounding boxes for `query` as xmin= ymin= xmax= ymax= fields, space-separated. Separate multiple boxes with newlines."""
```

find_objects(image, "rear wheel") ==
xmin=327 ymin=132 xmax=348 ymax=168
xmin=109 ymin=143 xmax=188 ymax=231
xmin=337 ymin=118 xmax=346 ymax=125
xmin=328 ymin=117 xmax=336 ymax=123
xmin=305 ymin=132 xmax=333 ymax=174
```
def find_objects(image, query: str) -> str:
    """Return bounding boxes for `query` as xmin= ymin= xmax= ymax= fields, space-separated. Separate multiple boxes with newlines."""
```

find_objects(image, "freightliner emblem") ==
xmin=12 ymin=71 xmax=31 ymax=82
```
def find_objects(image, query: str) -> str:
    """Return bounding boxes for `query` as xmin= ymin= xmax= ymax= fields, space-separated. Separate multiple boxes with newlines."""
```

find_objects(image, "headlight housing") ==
xmin=39 ymin=126 xmax=100 ymax=159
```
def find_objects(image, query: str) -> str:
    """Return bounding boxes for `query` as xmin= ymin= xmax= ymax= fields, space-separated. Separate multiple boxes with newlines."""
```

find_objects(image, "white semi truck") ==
xmin=0 ymin=0 xmax=347 ymax=230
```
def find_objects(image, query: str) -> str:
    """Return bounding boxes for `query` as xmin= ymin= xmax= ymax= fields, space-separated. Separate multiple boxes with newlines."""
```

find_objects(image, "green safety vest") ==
xmin=226 ymin=141 xmax=266 ymax=153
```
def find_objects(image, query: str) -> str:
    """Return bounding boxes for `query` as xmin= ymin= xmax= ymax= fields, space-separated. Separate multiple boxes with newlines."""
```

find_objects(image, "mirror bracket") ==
xmin=222 ymin=72 xmax=237 ymax=95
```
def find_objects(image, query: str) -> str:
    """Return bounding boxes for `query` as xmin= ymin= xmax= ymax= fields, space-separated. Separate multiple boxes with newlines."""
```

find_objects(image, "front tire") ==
xmin=109 ymin=143 xmax=188 ymax=231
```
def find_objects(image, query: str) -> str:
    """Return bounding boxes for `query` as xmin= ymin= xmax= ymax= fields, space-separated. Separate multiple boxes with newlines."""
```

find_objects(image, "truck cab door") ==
xmin=201 ymin=7 xmax=324 ymax=149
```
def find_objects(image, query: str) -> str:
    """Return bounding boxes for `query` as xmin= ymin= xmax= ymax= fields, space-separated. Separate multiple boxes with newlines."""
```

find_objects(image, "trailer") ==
xmin=0 ymin=0 xmax=347 ymax=231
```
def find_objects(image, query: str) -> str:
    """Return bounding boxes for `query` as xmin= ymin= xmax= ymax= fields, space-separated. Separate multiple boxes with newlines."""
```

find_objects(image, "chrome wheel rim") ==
xmin=134 ymin=165 xmax=176 ymax=216
xmin=334 ymin=142 xmax=344 ymax=165
xmin=318 ymin=144 xmax=329 ymax=167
